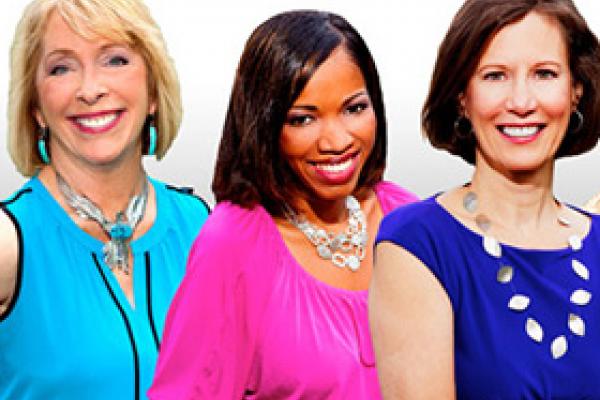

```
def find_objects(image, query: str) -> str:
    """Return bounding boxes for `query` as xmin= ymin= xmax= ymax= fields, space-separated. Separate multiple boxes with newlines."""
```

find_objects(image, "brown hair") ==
xmin=422 ymin=0 xmax=600 ymax=164
xmin=212 ymin=10 xmax=387 ymax=216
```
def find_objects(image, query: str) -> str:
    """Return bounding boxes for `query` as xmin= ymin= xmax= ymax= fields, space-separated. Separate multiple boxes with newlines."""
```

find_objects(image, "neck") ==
xmin=469 ymin=155 xmax=557 ymax=230
xmin=39 ymin=156 xmax=146 ymax=218
xmin=288 ymin=193 xmax=351 ymax=226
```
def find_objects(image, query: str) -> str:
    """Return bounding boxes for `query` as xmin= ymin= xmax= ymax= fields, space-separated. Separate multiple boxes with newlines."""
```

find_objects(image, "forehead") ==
xmin=41 ymin=8 xmax=135 ymax=54
xmin=41 ymin=11 xmax=105 ymax=53
xmin=478 ymin=12 xmax=568 ymax=66
xmin=294 ymin=47 xmax=365 ymax=102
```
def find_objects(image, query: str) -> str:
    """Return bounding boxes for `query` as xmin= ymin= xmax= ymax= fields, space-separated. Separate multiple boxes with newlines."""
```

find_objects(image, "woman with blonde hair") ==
xmin=0 ymin=1 xmax=209 ymax=398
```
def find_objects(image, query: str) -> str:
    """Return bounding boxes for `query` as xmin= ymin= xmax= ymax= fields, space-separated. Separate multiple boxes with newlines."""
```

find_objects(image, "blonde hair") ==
xmin=8 ymin=0 xmax=182 ymax=176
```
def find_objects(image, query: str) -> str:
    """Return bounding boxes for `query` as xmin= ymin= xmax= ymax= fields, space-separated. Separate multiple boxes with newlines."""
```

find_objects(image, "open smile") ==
xmin=497 ymin=124 xmax=546 ymax=143
xmin=69 ymin=110 xmax=124 ymax=134
xmin=309 ymin=151 xmax=360 ymax=184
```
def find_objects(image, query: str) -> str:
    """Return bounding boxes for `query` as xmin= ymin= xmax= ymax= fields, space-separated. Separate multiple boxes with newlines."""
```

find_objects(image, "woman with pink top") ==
xmin=149 ymin=10 xmax=416 ymax=399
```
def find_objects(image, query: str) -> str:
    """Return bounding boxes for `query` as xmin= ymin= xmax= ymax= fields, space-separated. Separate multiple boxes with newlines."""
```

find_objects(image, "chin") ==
xmin=310 ymin=181 xmax=360 ymax=202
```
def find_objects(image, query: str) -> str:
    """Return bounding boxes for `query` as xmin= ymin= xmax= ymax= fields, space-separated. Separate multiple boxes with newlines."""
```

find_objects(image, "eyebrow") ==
xmin=290 ymin=90 xmax=369 ymax=111
xmin=43 ymin=43 xmax=129 ymax=60
xmin=478 ymin=60 xmax=563 ymax=70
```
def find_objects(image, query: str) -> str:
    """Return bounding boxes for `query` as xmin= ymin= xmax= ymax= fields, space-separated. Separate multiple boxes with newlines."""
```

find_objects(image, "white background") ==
xmin=1 ymin=1 xmax=599 ymax=205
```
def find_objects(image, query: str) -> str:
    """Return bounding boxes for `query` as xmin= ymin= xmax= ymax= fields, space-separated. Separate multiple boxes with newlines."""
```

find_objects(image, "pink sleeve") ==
xmin=375 ymin=181 xmax=419 ymax=214
xmin=148 ymin=210 xmax=263 ymax=399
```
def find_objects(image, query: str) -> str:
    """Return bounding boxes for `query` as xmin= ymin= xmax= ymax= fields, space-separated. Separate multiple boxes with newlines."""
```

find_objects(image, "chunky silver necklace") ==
xmin=463 ymin=190 xmax=591 ymax=359
xmin=286 ymin=195 xmax=367 ymax=272
xmin=56 ymin=171 xmax=149 ymax=275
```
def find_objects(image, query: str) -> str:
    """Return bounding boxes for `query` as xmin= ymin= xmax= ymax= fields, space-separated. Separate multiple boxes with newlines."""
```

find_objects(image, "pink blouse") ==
xmin=149 ymin=182 xmax=417 ymax=399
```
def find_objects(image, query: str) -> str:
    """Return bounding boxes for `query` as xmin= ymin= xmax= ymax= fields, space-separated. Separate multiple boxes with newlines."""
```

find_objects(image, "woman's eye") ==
xmin=107 ymin=55 xmax=129 ymax=66
xmin=483 ymin=71 xmax=505 ymax=81
xmin=536 ymin=69 xmax=558 ymax=79
xmin=346 ymin=102 xmax=368 ymax=114
xmin=286 ymin=115 xmax=314 ymax=127
xmin=50 ymin=65 xmax=69 ymax=76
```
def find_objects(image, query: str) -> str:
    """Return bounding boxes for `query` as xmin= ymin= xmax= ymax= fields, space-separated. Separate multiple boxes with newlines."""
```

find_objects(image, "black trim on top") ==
xmin=165 ymin=185 xmax=211 ymax=215
xmin=145 ymin=252 xmax=160 ymax=350
xmin=0 ymin=206 xmax=24 ymax=322
xmin=92 ymin=253 xmax=140 ymax=400
xmin=0 ymin=188 xmax=32 ymax=207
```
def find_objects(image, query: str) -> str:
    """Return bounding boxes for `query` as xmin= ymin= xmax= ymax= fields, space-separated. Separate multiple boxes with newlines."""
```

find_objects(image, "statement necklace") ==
xmin=56 ymin=171 xmax=149 ymax=275
xmin=463 ymin=190 xmax=591 ymax=359
xmin=286 ymin=195 xmax=367 ymax=271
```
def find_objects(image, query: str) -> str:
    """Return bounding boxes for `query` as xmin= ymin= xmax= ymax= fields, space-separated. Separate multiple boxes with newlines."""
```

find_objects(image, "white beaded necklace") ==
xmin=463 ymin=190 xmax=591 ymax=359
xmin=286 ymin=195 xmax=367 ymax=272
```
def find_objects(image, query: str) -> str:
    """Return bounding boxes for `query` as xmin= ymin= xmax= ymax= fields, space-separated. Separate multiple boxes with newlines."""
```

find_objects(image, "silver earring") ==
xmin=569 ymin=109 xmax=584 ymax=134
xmin=454 ymin=115 xmax=473 ymax=139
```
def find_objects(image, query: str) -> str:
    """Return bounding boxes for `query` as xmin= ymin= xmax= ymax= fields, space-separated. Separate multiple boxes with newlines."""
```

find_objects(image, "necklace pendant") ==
xmin=525 ymin=318 xmax=544 ymax=343
xmin=483 ymin=236 xmax=502 ymax=258
xmin=551 ymin=335 xmax=568 ymax=359
xmin=568 ymin=235 xmax=583 ymax=251
xmin=463 ymin=191 xmax=478 ymax=213
xmin=568 ymin=313 xmax=585 ymax=336
xmin=572 ymin=259 xmax=590 ymax=281
xmin=103 ymin=239 xmax=131 ymax=275
xmin=346 ymin=255 xmax=360 ymax=271
xmin=110 ymin=222 xmax=133 ymax=240
xmin=110 ymin=212 xmax=134 ymax=240
xmin=317 ymin=244 xmax=333 ymax=260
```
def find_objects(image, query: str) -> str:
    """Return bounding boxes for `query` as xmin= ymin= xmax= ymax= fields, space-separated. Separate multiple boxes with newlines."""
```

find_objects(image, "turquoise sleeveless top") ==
xmin=0 ymin=176 xmax=209 ymax=400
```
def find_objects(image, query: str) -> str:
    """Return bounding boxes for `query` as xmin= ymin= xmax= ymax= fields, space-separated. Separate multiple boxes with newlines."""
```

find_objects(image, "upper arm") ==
xmin=0 ymin=208 xmax=19 ymax=317
xmin=369 ymin=241 xmax=455 ymax=400
xmin=149 ymin=233 xmax=258 ymax=399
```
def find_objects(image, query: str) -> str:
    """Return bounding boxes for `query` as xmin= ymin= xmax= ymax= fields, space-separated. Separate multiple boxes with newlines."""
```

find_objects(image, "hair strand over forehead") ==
xmin=422 ymin=0 xmax=600 ymax=164
xmin=212 ymin=10 xmax=387 ymax=216
xmin=8 ymin=0 xmax=182 ymax=176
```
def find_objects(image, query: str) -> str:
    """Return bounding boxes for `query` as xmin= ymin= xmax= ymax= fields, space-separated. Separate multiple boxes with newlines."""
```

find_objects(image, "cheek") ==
xmin=359 ymin=111 xmax=377 ymax=149
xmin=120 ymin=65 xmax=151 ymax=104
xmin=36 ymin=79 xmax=73 ymax=118
xmin=280 ymin=127 xmax=318 ymax=159
xmin=465 ymin=84 xmax=505 ymax=122
xmin=538 ymin=85 xmax=572 ymax=118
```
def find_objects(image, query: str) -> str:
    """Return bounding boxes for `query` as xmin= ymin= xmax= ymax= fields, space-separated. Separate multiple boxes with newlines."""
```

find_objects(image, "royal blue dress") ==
xmin=376 ymin=197 xmax=600 ymax=399
xmin=0 ymin=176 xmax=209 ymax=400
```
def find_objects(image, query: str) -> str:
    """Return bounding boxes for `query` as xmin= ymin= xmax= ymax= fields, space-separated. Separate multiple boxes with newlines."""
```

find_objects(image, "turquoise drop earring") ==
xmin=37 ymin=127 xmax=50 ymax=164
xmin=147 ymin=124 xmax=157 ymax=156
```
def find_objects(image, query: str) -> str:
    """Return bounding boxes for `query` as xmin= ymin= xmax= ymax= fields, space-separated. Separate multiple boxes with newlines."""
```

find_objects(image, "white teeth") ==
xmin=76 ymin=113 xmax=118 ymax=128
xmin=315 ymin=158 xmax=353 ymax=173
xmin=501 ymin=126 xmax=539 ymax=137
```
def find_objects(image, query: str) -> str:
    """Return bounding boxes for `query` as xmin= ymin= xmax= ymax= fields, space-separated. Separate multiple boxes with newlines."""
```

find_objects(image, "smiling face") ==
xmin=34 ymin=11 xmax=155 ymax=169
xmin=280 ymin=46 xmax=376 ymax=202
xmin=462 ymin=11 xmax=582 ymax=174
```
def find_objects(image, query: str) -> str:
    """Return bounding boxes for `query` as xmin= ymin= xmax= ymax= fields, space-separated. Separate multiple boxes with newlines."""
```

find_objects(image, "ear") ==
xmin=33 ymin=108 xmax=46 ymax=129
xmin=148 ymin=98 xmax=157 ymax=115
xmin=572 ymin=82 xmax=583 ymax=109
xmin=457 ymin=92 xmax=468 ymax=118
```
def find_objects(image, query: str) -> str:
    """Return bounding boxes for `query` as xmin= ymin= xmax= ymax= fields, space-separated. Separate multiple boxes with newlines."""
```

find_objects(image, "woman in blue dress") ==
xmin=370 ymin=0 xmax=600 ymax=398
xmin=0 ymin=1 xmax=208 ymax=399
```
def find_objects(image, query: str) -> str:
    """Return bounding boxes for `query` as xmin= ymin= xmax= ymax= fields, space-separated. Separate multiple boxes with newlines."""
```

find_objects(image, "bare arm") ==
xmin=0 ymin=209 xmax=18 ymax=316
xmin=369 ymin=242 xmax=455 ymax=399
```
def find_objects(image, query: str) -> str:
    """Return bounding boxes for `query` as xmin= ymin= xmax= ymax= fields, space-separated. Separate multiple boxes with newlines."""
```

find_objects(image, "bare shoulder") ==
xmin=370 ymin=242 xmax=455 ymax=399
xmin=0 ymin=208 xmax=19 ymax=315
xmin=584 ymin=193 xmax=600 ymax=214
